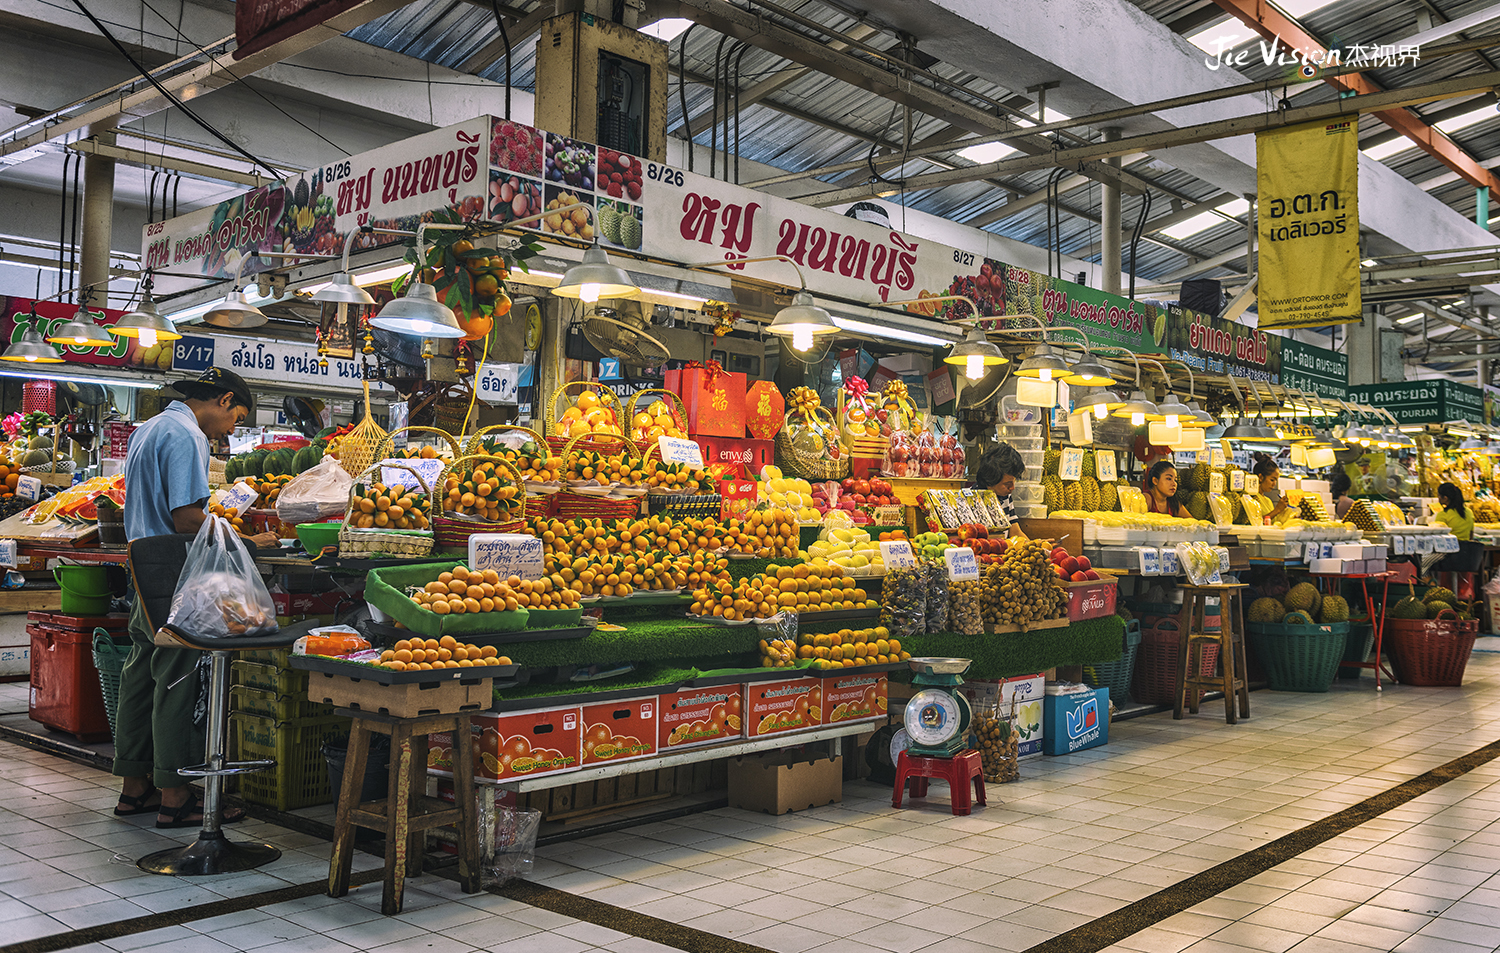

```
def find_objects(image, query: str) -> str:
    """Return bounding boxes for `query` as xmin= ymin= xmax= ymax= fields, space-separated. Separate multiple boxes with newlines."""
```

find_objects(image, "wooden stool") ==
xmin=892 ymin=749 xmax=986 ymax=815
xmin=328 ymin=709 xmax=480 ymax=914
xmin=1175 ymin=583 xmax=1250 ymax=724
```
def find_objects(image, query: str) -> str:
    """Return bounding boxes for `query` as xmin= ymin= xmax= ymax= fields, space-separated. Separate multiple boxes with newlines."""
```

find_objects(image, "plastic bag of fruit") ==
xmin=165 ymin=515 xmax=277 ymax=639
xmin=837 ymin=377 xmax=879 ymax=445
xmin=884 ymin=430 xmax=916 ymax=478
xmin=276 ymin=455 xmax=354 ymax=525
xmin=880 ymin=563 xmax=926 ymax=639
xmin=923 ymin=557 xmax=951 ymax=633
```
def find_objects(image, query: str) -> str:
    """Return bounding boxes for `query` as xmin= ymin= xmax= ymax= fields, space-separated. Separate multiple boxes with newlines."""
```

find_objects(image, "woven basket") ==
xmin=375 ymin=426 xmax=460 ymax=462
xmin=546 ymin=381 xmax=625 ymax=451
xmin=339 ymin=461 xmax=435 ymax=557
xmin=1132 ymin=623 xmax=1218 ymax=707
xmin=555 ymin=433 xmax=645 ymax=519
xmin=465 ymin=423 xmax=546 ymax=458
xmin=1082 ymin=620 xmax=1140 ymax=704
xmin=1387 ymin=618 xmax=1477 ymax=686
xmin=775 ymin=405 xmax=848 ymax=480
xmin=1246 ymin=622 xmax=1347 ymax=693
xmin=432 ymin=453 xmax=527 ymax=547
xmin=92 ymin=630 xmax=129 ymax=741
xmin=334 ymin=380 xmax=388 ymax=479
xmin=625 ymin=388 xmax=689 ymax=454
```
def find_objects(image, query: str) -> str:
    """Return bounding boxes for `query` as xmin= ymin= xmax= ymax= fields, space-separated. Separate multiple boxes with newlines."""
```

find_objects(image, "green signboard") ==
xmin=1344 ymin=380 xmax=1482 ymax=423
xmin=983 ymin=264 xmax=1156 ymax=356
xmin=1281 ymin=339 xmax=1349 ymax=399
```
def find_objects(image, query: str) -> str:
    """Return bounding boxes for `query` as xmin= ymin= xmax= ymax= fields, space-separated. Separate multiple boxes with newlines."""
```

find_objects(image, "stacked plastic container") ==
xmin=998 ymin=423 xmax=1047 ymax=520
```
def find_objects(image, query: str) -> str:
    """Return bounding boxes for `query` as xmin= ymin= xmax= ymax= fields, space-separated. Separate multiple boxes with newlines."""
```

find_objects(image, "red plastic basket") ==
xmin=433 ymin=516 xmax=524 ymax=549
xmin=554 ymin=493 xmax=642 ymax=521
xmin=22 ymin=381 xmax=56 ymax=415
xmin=1387 ymin=618 xmax=1478 ymax=686
xmin=1132 ymin=637 xmax=1219 ymax=706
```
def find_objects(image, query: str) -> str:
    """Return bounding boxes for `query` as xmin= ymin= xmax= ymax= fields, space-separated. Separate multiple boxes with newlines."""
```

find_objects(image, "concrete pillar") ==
xmin=79 ymin=127 xmax=115 ymax=306
xmin=1244 ymin=192 xmax=1256 ymax=280
xmin=1101 ymin=128 xmax=1121 ymax=295
xmin=1348 ymin=308 xmax=1382 ymax=386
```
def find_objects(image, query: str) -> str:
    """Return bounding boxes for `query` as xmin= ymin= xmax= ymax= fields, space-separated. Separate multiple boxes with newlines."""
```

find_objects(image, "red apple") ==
xmin=1061 ymin=556 xmax=1079 ymax=575
xmin=1051 ymin=547 xmax=1070 ymax=564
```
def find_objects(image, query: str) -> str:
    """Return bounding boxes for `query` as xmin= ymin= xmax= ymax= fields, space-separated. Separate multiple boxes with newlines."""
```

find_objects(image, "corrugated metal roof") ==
xmin=341 ymin=0 xmax=1500 ymax=286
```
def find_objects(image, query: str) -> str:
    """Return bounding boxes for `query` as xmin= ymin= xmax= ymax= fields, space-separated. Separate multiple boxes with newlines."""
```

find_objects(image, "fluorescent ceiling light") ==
xmin=1361 ymin=259 xmax=1377 ymax=266
xmin=1160 ymin=198 xmax=1250 ymax=240
xmin=1363 ymin=138 xmax=1413 ymax=162
xmin=354 ymin=263 xmax=415 ymax=287
xmin=165 ymin=285 xmax=277 ymax=324
xmin=0 ymin=369 xmax=161 ymax=389
xmin=831 ymin=316 xmax=955 ymax=348
xmin=651 ymin=289 xmax=709 ymax=305
xmin=639 ymin=17 xmax=692 ymax=41
xmin=958 ymin=141 xmax=1018 ymax=164
xmin=1187 ymin=18 xmax=1254 ymax=52
xmin=1435 ymin=104 xmax=1497 ymax=134
xmin=1396 ymin=314 xmax=1423 ymax=324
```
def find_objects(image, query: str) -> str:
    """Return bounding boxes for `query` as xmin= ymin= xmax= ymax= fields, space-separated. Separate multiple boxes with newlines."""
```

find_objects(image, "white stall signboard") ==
xmin=1059 ymin=447 xmax=1084 ymax=481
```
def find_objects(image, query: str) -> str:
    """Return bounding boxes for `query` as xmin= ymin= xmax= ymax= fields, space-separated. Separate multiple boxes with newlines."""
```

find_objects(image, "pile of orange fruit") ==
xmin=377 ymin=635 xmax=512 ymax=671
xmin=408 ymin=566 xmax=519 ymax=614
xmin=395 ymin=444 xmax=451 ymax=461
xmin=208 ymin=501 xmax=246 ymax=530
xmin=689 ymin=563 xmax=877 ymax=621
xmin=442 ymin=461 xmax=521 ymax=522
xmin=547 ymin=548 xmax=732 ymax=598
xmin=629 ymin=400 xmax=687 ymax=443
xmin=556 ymin=389 xmax=621 ymax=439
xmin=0 ymin=458 xmax=20 ymax=498
xmin=350 ymin=482 xmax=431 ymax=530
xmin=527 ymin=511 xmax=797 ymax=561
xmin=250 ymin=475 xmax=294 ymax=508
xmin=797 ymin=626 xmax=912 ymax=670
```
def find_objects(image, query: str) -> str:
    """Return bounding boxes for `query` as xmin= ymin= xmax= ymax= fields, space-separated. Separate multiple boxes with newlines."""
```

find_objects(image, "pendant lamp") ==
xmin=109 ymin=297 xmax=181 ymax=349
xmin=371 ymin=223 xmax=468 ymax=338
xmin=1 ymin=325 xmax=62 ymax=363
xmin=943 ymin=327 xmax=1007 ymax=379
xmin=46 ymin=307 xmax=117 ymax=349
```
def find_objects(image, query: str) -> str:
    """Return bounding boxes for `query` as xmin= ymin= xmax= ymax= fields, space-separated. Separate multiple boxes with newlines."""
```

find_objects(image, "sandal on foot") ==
xmin=114 ymin=783 xmax=161 ymax=817
xmin=156 ymin=792 xmax=245 ymax=829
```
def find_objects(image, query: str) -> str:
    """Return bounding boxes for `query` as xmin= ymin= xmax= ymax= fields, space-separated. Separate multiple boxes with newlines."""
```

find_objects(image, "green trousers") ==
xmin=111 ymin=596 xmax=205 ymax=788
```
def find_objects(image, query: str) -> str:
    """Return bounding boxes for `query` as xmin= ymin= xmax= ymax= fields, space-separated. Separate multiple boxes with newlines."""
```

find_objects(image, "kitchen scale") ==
xmin=902 ymin=657 xmax=973 ymax=758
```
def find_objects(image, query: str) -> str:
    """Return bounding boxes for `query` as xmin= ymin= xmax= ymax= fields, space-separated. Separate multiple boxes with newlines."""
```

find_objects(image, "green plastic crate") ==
xmin=229 ymin=684 xmax=334 ymax=721
xmin=239 ymin=646 xmax=295 ymax=667
xmin=231 ymin=712 xmax=350 ymax=810
xmin=233 ymin=659 xmax=309 ymax=694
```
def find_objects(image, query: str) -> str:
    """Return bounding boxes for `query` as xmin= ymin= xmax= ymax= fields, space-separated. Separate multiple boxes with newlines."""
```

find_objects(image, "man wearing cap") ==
xmin=113 ymin=368 xmax=279 ymax=828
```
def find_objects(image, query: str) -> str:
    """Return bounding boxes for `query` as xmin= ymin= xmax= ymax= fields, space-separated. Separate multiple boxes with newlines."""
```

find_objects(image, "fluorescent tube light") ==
xmin=1160 ymin=198 xmax=1250 ymax=240
xmin=831 ymin=316 xmax=955 ymax=348
xmin=1363 ymin=138 xmax=1413 ymax=162
xmin=0 ymin=370 xmax=161 ymax=389
xmin=639 ymin=17 xmax=692 ymax=41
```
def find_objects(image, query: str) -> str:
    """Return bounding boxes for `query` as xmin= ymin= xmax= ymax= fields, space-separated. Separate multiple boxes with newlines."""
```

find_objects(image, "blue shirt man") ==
xmin=123 ymin=401 xmax=212 ymax=541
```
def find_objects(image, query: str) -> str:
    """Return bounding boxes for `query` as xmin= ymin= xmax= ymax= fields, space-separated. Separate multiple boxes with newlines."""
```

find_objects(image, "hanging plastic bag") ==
xmin=276 ymin=455 xmax=354 ymax=525
xmin=924 ymin=558 xmax=951 ymax=633
xmin=163 ymin=515 xmax=278 ymax=641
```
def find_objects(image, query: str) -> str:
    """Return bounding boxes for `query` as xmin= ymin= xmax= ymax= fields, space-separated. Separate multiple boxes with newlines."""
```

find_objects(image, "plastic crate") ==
xmin=232 ymin=659 xmax=309 ymax=694
xmin=1247 ymin=623 xmax=1348 ymax=692
xmin=239 ymin=646 xmax=295 ymax=667
xmin=230 ymin=684 xmax=334 ymax=721
xmin=231 ymin=712 xmax=350 ymax=810
xmin=1083 ymin=620 xmax=1141 ymax=704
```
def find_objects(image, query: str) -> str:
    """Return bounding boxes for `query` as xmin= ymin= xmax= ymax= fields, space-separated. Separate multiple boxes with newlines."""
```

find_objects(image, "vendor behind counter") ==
xmin=974 ymin=444 xmax=1025 ymax=530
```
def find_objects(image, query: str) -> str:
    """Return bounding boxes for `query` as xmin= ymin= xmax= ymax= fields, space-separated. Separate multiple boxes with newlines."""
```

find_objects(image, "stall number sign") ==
xmin=1059 ymin=447 xmax=1085 ymax=481
xmin=468 ymin=534 xmax=545 ymax=578
xmin=1209 ymin=472 xmax=1225 ymax=494
xmin=379 ymin=457 xmax=445 ymax=492
xmin=1230 ymin=470 xmax=1246 ymax=491
xmin=1095 ymin=450 xmax=1116 ymax=482
xmin=476 ymin=363 xmax=520 ymax=404
xmin=944 ymin=547 xmax=980 ymax=580
xmin=879 ymin=540 xmax=916 ymax=570
xmin=14 ymin=476 xmax=41 ymax=502
xmin=657 ymin=436 xmax=704 ymax=470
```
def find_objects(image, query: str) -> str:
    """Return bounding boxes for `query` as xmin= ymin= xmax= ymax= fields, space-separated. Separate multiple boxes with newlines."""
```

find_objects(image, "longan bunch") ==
xmin=378 ymin=635 xmax=512 ymax=671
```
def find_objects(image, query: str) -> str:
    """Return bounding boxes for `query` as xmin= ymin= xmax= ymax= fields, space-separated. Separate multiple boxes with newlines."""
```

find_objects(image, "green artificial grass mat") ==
xmin=902 ymin=614 xmax=1126 ymax=681
xmin=495 ymin=618 xmax=763 ymax=668
xmin=497 ymin=663 xmax=698 ymax=701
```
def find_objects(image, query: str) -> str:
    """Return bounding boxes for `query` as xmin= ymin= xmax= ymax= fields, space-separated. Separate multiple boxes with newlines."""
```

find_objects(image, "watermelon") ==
xmin=263 ymin=448 xmax=295 ymax=476
xmin=244 ymin=449 xmax=268 ymax=478
xmin=225 ymin=457 xmax=240 ymax=482
xmin=314 ymin=426 xmax=337 ymax=440
xmin=292 ymin=444 xmax=324 ymax=474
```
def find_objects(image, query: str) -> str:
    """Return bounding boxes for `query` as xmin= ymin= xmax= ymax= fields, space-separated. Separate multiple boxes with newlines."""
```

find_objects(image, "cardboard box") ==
xmin=430 ymin=706 xmax=581 ymax=782
xmin=694 ymin=435 xmax=774 ymax=476
xmin=744 ymin=677 xmax=822 ymax=738
xmin=821 ymin=672 xmax=886 ymax=725
xmin=665 ymin=367 xmax=747 ymax=437
xmin=1043 ymin=687 xmax=1109 ymax=755
xmin=582 ymin=696 xmax=658 ymax=765
xmin=727 ymin=750 xmax=842 ymax=815
xmin=961 ymin=673 xmax=1044 ymax=757
xmin=309 ymin=671 xmax=490 ymax=719
xmin=659 ymin=685 xmax=744 ymax=750
xmin=1063 ymin=578 xmax=1118 ymax=621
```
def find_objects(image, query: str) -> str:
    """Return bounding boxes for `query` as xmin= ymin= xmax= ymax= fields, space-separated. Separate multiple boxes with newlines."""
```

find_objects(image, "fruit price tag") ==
xmin=944 ymin=547 xmax=980 ymax=580
xmin=1211 ymin=448 xmax=1227 ymax=467
xmin=873 ymin=504 xmax=904 ymax=524
xmin=1216 ymin=547 xmax=1231 ymax=571
xmin=879 ymin=540 xmax=916 ymax=570
xmin=1209 ymin=472 xmax=1225 ymax=494
xmin=475 ymin=362 xmax=520 ymax=405
xmin=1160 ymin=547 xmax=1180 ymax=576
xmin=1404 ymin=535 xmax=1418 ymax=555
xmin=1059 ymin=447 xmax=1084 ymax=481
xmin=1196 ymin=449 xmax=1212 ymax=464
xmin=14 ymin=476 xmax=41 ymax=502
xmin=657 ymin=436 xmax=704 ymax=469
xmin=1230 ymin=470 xmax=1246 ymax=491
xmin=218 ymin=480 xmax=259 ymax=516
xmin=1136 ymin=547 xmax=1161 ymax=575
xmin=468 ymin=534 xmax=545 ymax=579
xmin=1094 ymin=450 xmax=1116 ymax=482
xmin=381 ymin=457 xmax=445 ymax=492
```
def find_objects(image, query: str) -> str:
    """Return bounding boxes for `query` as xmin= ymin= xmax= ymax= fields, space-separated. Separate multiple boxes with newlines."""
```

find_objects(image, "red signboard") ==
xmin=0 ymin=297 xmax=169 ymax=372
xmin=234 ymin=0 xmax=368 ymax=61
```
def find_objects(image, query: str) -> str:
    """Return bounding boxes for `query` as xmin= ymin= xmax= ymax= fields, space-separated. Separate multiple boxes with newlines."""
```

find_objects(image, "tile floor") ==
xmin=1 ymin=652 xmax=1499 ymax=953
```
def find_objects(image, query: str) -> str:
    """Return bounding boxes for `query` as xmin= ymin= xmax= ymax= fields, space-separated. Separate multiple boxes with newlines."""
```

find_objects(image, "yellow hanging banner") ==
xmin=1256 ymin=120 xmax=1361 ymax=329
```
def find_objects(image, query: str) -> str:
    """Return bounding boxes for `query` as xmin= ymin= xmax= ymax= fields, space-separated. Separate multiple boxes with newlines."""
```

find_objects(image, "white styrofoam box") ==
xmin=1347 ymin=560 xmax=1365 ymax=574
xmin=0 ymin=614 xmax=29 ymax=678
xmin=1332 ymin=543 xmax=1363 ymax=559
xmin=961 ymin=674 xmax=1045 ymax=758
xmin=1309 ymin=558 xmax=1343 ymax=574
xmin=1367 ymin=558 xmax=1387 ymax=573
xmin=1300 ymin=479 xmax=1330 ymax=494
xmin=1363 ymin=545 xmax=1384 ymax=560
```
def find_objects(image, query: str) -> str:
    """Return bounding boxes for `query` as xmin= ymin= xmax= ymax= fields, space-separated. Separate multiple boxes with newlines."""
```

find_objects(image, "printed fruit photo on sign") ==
xmin=489 ymin=171 xmax=543 ymax=225
xmin=597 ymin=198 xmax=643 ymax=250
xmin=491 ymin=119 xmax=543 ymax=176
xmin=543 ymin=187 xmax=594 ymax=240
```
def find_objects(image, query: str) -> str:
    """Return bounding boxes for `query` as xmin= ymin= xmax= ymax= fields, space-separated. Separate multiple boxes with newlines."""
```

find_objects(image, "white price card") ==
xmin=1138 ymin=547 xmax=1161 ymax=575
xmin=879 ymin=540 xmax=916 ymax=570
xmin=1303 ymin=541 xmax=1317 ymax=562
xmin=944 ymin=547 xmax=980 ymax=580
xmin=1059 ymin=447 xmax=1084 ymax=481
xmin=1196 ymin=449 xmax=1212 ymax=464
xmin=380 ymin=457 xmax=446 ymax=493
xmin=475 ymin=362 xmax=520 ymax=405
xmin=1390 ymin=536 xmax=1405 ymax=555
xmin=1230 ymin=470 xmax=1246 ymax=491
xmin=468 ymin=534 xmax=545 ymax=579
xmin=1403 ymin=535 xmax=1418 ymax=555
xmin=656 ymin=436 xmax=704 ymax=469
xmin=218 ymin=480 xmax=259 ymax=516
xmin=1216 ymin=547 xmax=1231 ymax=572
xmin=1160 ymin=547 xmax=1180 ymax=576
xmin=1095 ymin=450 xmax=1116 ymax=482
xmin=14 ymin=476 xmax=41 ymax=502
xmin=1209 ymin=472 xmax=1225 ymax=494
xmin=1211 ymin=448 xmax=1227 ymax=467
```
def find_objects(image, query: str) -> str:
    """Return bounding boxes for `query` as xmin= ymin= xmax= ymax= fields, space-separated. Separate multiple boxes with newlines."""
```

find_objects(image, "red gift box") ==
xmin=696 ymin=435 xmax=774 ymax=475
xmin=666 ymin=367 xmax=747 ymax=437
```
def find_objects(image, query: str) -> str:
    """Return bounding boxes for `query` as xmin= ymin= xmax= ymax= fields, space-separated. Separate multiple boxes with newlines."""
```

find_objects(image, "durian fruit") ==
xmin=600 ymin=205 xmax=623 ymax=244
xmin=1098 ymin=482 xmax=1118 ymax=512
xmin=1044 ymin=448 xmax=1061 ymax=477
xmin=1423 ymin=586 xmax=1457 ymax=607
xmin=620 ymin=214 xmax=643 ymax=249
xmin=1080 ymin=475 xmax=1101 ymax=511
xmin=1043 ymin=478 xmax=1064 ymax=513
xmin=1186 ymin=462 xmax=1212 ymax=493
xmin=1319 ymin=595 xmax=1350 ymax=624
xmin=1425 ymin=601 xmax=1452 ymax=619
xmin=1064 ymin=481 xmax=1083 ymax=511
xmin=1248 ymin=597 xmax=1285 ymax=623
xmin=1184 ymin=491 xmax=1210 ymax=521
xmin=1285 ymin=582 xmax=1322 ymax=618
xmin=1082 ymin=448 xmax=1097 ymax=479
xmin=1282 ymin=610 xmax=1315 ymax=626
xmin=1390 ymin=586 xmax=1428 ymax=620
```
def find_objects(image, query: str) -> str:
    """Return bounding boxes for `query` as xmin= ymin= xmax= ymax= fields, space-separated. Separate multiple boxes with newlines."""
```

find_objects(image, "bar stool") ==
xmin=1175 ymin=582 xmax=1250 ymax=724
xmin=327 ymin=708 xmax=481 ymax=915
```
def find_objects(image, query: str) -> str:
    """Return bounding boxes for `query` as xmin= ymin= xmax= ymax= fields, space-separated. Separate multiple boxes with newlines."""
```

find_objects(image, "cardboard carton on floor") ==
xmin=728 ymin=750 xmax=842 ymax=815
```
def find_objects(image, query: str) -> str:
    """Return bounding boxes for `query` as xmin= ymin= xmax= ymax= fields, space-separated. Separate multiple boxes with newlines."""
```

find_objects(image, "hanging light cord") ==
xmin=1128 ymin=190 xmax=1153 ymax=302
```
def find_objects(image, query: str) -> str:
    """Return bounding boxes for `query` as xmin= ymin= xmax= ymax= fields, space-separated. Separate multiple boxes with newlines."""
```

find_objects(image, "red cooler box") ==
xmin=28 ymin=612 xmax=130 ymax=742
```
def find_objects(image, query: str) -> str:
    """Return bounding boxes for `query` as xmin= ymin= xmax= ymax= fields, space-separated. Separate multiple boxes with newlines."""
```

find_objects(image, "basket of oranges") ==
xmin=625 ymin=389 xmax=689 ymax=454
xmin=376 ymin=426 xmax=460 ymax=463
xmin=548 ymin=383 xmax=623 ymax=451
xmin=434 ymin=454 xmax=527 ymax=548
xmin=339 ymin=462 xmax=436 ymax=557
xmin=555 ymin=433 xmax=647 ymax=521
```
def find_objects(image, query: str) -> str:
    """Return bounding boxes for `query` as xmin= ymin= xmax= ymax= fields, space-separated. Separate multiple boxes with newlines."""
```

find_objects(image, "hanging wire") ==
xmin=147 ymin=169 xmax=161 ymax=223
xmin=58 ymin=150 xmax=73 ymax=295
xmin=709 ymin=33 xmax=730 ymax=180
xmin=172 ymin=173 xmax=180 ymax=218
xmin=732 ymin=42 xmax=750 ymax=184
xmin=1128 ymin=190 xmax=1153 ymax=302
xmin=487 ymin=0 xmax=513 ymax=120
xmin=69 ymin=148 xmax=82 ymax=297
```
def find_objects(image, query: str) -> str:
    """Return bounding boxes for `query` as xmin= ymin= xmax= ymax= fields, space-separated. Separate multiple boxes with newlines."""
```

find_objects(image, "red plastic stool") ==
xmin=892 ymin=749 xmax=986 ymax=816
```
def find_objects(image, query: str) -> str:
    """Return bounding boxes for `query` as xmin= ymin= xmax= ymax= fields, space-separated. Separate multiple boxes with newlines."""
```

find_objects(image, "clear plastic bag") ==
xmin=949 ymin=579 xmax=984 ymax=635
xmin=275 ymin=455 xmax=354 ymax=525
xmin=165 ymin=515 xmax=278 ymax=639
xmin=881 ymin=564 xmax=925 ymax=638
xmin=479 ymin=798 xmax=542 ymax=885
xmin=924 ymin=558 xmax=950 ymax=633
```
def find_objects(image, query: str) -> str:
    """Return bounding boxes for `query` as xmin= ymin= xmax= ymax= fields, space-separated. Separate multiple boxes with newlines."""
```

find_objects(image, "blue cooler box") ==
xmin=1043 ymin=687 xmax=1109 ymax=755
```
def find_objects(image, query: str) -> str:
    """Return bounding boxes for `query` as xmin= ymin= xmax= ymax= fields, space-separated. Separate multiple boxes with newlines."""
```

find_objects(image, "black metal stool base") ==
xmin=137 ymin=830 xmax=281 ymax=876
